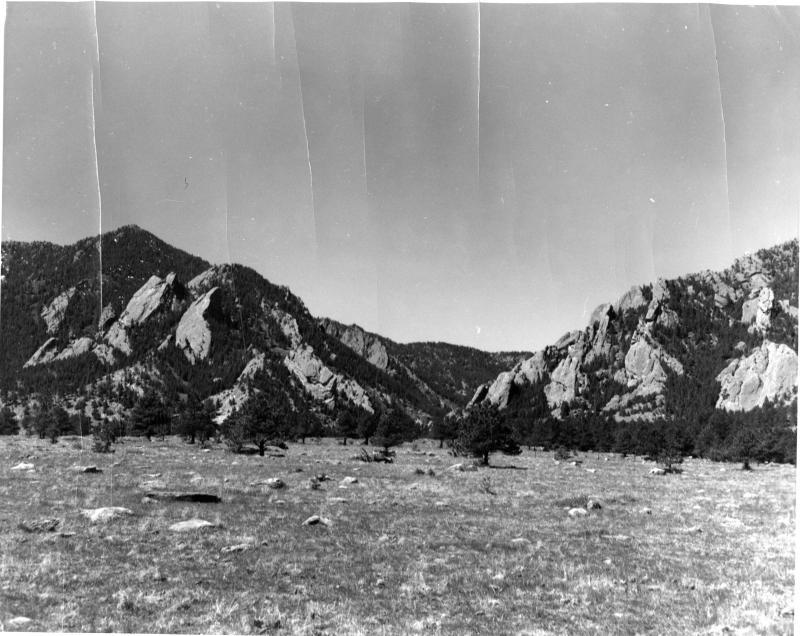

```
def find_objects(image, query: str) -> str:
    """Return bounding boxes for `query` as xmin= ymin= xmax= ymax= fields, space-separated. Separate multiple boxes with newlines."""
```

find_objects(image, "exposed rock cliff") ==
xmin=716 ymin=341 xmax=798 ymax=411
xmin=176 ymin=287 xmax=221 ymax=363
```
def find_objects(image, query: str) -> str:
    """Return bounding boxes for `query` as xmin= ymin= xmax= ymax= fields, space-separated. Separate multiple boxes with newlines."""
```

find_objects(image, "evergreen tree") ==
xmin=453 ymin=403 xmax=521 ymax=466
xmin=0 ymin=407 xmax=19 ymax=435
xmin=373 ymin=404 xmax=416 ymax=453
xmin=129 ymin=390 xmax=170 ymax=440
xmin=223 ymin=389 xmax=293 ymax=456
xmin=176 ymin=397 xmax=216 ymax=444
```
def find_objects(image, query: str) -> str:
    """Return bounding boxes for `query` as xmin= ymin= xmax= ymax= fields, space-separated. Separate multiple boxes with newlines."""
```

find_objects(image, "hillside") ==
xmin=0 ymin=226 xmax=522 ymax=432
xmin=468 ymin=239 xmax=798 ymax=462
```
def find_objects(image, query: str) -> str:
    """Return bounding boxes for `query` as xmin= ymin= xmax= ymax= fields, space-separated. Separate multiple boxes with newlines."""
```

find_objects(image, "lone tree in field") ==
xmin=223 ymin=389 xmax=293 ymax=456
xmin=373 ymin=404 xmax=417 ymax=454
xmin=129 ymin=390 xmax=170 ymax=440
xmin=454 ymin=403 xmax=521 ymax=466
xmin=176 ymin=397 xmax=217 ymax=444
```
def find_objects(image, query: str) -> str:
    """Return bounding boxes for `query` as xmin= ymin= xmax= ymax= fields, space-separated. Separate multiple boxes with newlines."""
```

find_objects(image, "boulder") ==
xmin=339 ymin=476 xmax=358 ymax=486
xmin=568 ymin=507 xmax=588 ymax=517
xmin=649 ymin=467 xmax=666 ymax=475
xmin=302 ymin=515 xmax=332 ymax=527
xmin=10 ymin=462 xmax=35 ymax=471
xmin=169 ymin=519 xmax=216 ymax=532
xmin=23 ymin=337 xmax=60 ymax=367
xmin=716 ymin=341 xmax=798 ymax=411
xmin=80 ymin=507 xmax=134 ymax=523
xmin=18 ymin=518 xmax=60 ymax=533
xmin=6 ymin=617 xmax=33 ymax=629
xmin=73 ymin=465 xmax=101 ymax=473
xmin=41 ymin=287 xmax=77 ymax=334
xmin=175 ymin=287 xmax=222 ymax=363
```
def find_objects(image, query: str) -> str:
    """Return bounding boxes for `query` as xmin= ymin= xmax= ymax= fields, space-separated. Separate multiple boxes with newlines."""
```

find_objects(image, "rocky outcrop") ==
xmin=716 ymin=341 xmax=798 ymax=411
xmin=622 ymin=325 xmax=683 ymax=396
xmin=176 ymin=287 xmax=221 ymax=363
xmin=104 ymin=273 xmax=185 ymax=355
xmin=97 ymin=304 xmax=116 ymax=330
xmin=320 ymin=319 xmax=389 ymax=370
xmin=210 ymin=351 xmax=266 ymax=423
xmin=544 ymin=338 xmax=587 ymax=409
xmin=187 ymin=265 xmax=234 ymax=296
xmin=271 ymin=308 xmax=373 ymax=413
xmin=41 ymin=287 xmax=77 ymax=334
xmin=586 ymin=304 xmax=616 ymax=364
xmin=54 ymin=337 xmax=94 ymax=361
xmin=741 ymin=286 xmax=775 ymax=334
xmin=614 ymin=285 xmax=648 ymax=315
xmin=468 ymin=350 xmax=549 ymax=409
xmin=23 ymin=337 xmax=60 ymax=367
xmin=643 ymin=278 xmax=679 ymax=330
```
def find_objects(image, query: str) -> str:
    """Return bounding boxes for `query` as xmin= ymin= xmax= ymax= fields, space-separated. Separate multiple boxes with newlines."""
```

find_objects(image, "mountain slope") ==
xmin=0 ymin=226 xmax=522 ymax=429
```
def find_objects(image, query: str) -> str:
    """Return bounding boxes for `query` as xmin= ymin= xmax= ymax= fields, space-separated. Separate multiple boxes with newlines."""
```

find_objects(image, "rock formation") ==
xmin=104 ymin=273 xmax=185 ymax=355
xmin=321 ymin=319 xmax=389 ymax=370
xmin=23 ymin=338 xmax=60 ymax=367
xmin=176 ymin=287 xmax=221 ymax=363
xmin=716 ymin=341 xmax=798 ymax=411
xmin=741 ymin=286 xmax=775 ymax=334
xmin=41 ymin=287 xmax=77 ymax=334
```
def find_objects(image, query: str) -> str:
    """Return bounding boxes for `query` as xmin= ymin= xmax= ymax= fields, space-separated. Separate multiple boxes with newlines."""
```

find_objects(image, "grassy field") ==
xmin=0 ymin=435 xmax=794 ymax=634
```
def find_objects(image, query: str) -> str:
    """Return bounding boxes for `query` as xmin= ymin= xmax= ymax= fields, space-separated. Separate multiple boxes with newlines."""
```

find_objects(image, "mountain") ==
xmin=467 ymin=239 xmax=798 ymax=461
xmin=0 ymin=225 xmax=526 ymax=431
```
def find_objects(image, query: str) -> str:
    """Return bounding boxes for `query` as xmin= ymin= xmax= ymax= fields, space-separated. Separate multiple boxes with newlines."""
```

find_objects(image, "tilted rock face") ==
xmin=271 ymin=308 xmax=373 ymax=413
xmin=544 ymin=344 xmax=587 ymax=409
xmin=176 ymin=287 xmax=221 ymax=363
xmin=586 ymin=304 xmax=616 ymax=364
xmin=284 ymin=345 xmax=373 ymax=413
xmin=23 ymin=337 xmax=60 ymax=367
xmin=716 ymin=341 xmax=798 ymax=411
xmin=643 ymin=278 xmax=679 ymax=330
xmin=623 ymin=327 xmax=684 ymax=396
xmin=54 ymin=337 xmax=94 ymax=361
xmin=104 ymin=273 xmax=184 ymax=354
xmin=210 ymin=351 xmax=266 ymax=423
xmin=187 ymin=265 xmax=234 ymax=296
xmin=41 ymin=287 xmax=77 ymax=334
xmin=320 ymin=319 xmax=389 ymax=371
xmin=468 ymin=350 xmax=549 ymax=409
xmin=778 ymin=299 xmax=799 ymax=319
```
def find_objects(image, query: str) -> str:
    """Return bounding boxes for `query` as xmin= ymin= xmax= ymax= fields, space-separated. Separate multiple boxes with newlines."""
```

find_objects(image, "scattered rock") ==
xmin=510 ymin=537 xmax=531 ymax=545
xmin=568 ymin=507 xmax=588 ymax=517
xmin=585 ymin=468 xmax=597 ymax=474
xmin=252 ymin=478 xmax=284 ymax=490
xmin=73 ymin=465 xmax=102 ymax=473
xmin=7 ymin=617 xmax=33 ymax=628
xmin=339 ymin=476 xmax=358 ymax=486
xmin=221 ymin=543 xmax=251 ymax=554
xmin=649 ymin=467 xmax=666 ymax=475
xmin=18 ymin=518 xmax=60 ymax=533
xmin=142 ymin=491 xmax=221 ymax=503
xmin=80 ymin=507 xmax=134 ymax=523
xmin=641 ymin=507 xmax=653 ymax=515
xmin=586 ymin=499 xmax=602 ymax=510
xmin=302 ymin=515 xmax=332 ymax=527
xmin=168 ymin=519 xmax=216 ymax=532
xmin=10 ymin=462 xmax=34 ymax=471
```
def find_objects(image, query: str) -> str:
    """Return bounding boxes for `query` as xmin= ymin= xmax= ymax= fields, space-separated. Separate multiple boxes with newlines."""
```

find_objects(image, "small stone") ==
xmin=641 ymin=507 xmax=653 ymax=515
xmin=585 ymin=468 xmax=597 ymax=474
xmin=168 ymin=519 xmax=216 ymax=532
xmin=80 ymin=507 xmax=133 ymax=523
xmin=510 ymin=537 xmax=531 ymax=545
xmin=302 ymin=515 xmax=331 ymax=527
xmin=7 ymin=617 xmax=33 ymax=628
xmin=18 ymin=518 xmax=60 ymax=533
xmin=328 ymin=497 xmax=348 ymax=503
xmin=74 ymin=465 xmax=101 ymax=473
xmin=10 ymin=462 xmax=34 ymax=471
xmin=221 ymin=543 xmax=250 ymax=554
xmin=649 ymin=467 xmax=666 ymax=475
xmin=254 ymin=478 xmax=284 ymax=490
xmin=586 ymin=499 xmax=602 ymax=510
xmin=202 ymin=448 xmax=211 ymax=453
xmin=568 ymin=507 xmax=588 ymax=517
xmin=339 ymin=476 xmax=358 ymax=486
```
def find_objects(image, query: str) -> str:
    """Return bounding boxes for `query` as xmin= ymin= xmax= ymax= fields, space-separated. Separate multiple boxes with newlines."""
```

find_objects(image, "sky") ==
xmin=2 ymin=3 xmax=799 ymax=352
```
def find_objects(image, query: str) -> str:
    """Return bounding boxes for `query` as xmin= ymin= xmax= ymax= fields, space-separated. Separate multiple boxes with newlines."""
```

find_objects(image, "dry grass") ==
xmin=0 ymin=436 xmax=794 ymax=634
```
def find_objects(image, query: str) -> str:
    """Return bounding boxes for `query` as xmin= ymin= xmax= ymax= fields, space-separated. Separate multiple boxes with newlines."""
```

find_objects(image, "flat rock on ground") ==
xmin=19 ymin=518 xmax=60 ymax=533
xmin=80 ymin=507 xmax=134 ymax=523
xmin=302 ymin=515 xmax=332 ymax=527
xmin=142 ymin=491 xmax=221 ymax=503
xmin=169 ymin=519 xmax=217 ymax=532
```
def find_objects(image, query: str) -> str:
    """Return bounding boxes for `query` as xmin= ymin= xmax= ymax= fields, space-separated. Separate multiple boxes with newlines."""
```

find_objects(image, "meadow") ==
xmin=0 ymin=436 xmax=794 ymax=634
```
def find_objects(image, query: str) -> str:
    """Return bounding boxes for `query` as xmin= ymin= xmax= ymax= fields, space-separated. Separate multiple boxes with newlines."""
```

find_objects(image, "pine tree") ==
xmin=453 ymin=403 xmax=521 ymax=466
